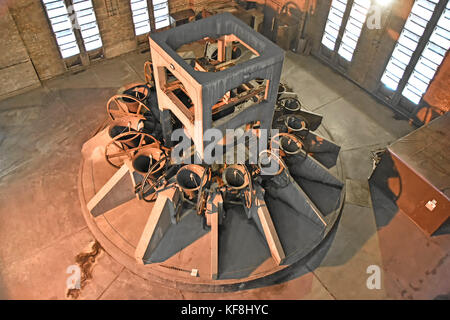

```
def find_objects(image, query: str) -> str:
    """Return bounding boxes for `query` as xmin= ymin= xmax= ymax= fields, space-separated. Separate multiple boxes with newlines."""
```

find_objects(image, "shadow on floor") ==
xmin=368 ymin=152 xmax=401 ymax=229
xmin=432 ymin=218 xmax=450 ymax=236
xmin=235 ymin=210 xmax=341 ymax=291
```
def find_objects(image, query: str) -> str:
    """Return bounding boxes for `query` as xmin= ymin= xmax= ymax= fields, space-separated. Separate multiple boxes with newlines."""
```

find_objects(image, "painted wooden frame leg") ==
xmin=254 ymin=185 xmax=285 ymax=265
xmin=210 ymin=208 xmax=219 ymax=280
xmin=206 ymin=192 xmax=223 ymax=280
xmin=135 ymin=186 xmax=180 ymax=264
xmin=87 ymin=160 xmax=137 ymax=217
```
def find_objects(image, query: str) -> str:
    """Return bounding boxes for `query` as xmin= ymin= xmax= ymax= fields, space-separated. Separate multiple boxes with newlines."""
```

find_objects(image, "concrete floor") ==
xmin=0 ymin=50 xmax=448 ymax=300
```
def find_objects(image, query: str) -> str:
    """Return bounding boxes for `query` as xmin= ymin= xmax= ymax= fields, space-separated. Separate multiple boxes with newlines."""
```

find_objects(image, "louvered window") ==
xmin=322 ymin=0 xmax=349 ymax=50
xmin=381 ymin=0 xmax=439 ymax=91
xmin=130 ymin=0 xmax=151 ymax=35
xmin=153 ymin=0 xmax=170 ymax=30
xmin=72 ymin=0 xmax=102 ymax=51
xmin=42 ymin=0 xmax=80 ymax=58
xmin=401 ymin=2 xmax=449 ymax=104
xmin=338 ymin=0 xmax=372 ymax=61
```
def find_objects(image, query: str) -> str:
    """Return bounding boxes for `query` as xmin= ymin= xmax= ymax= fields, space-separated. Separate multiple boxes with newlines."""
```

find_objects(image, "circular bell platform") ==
xmin=78 ymin=121 xmax=345 ymax=293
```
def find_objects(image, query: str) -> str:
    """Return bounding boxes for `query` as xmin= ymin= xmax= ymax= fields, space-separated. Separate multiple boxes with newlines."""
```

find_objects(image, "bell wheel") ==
xmin=107 ymin=94 xmax=151 ymax=121
xmin=105 ymin=131 xmax=160 ymax=168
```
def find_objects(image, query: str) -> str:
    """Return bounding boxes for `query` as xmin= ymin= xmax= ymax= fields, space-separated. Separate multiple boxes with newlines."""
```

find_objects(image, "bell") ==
xmin=223 ymin=165 xmax=249 ymax=190
xmin=258 ymin=150 xmax=284 ymax=177
xmin=279 ymin=134 xmax=304 ymax=156
xmin=281 ymin=98 xmax=301 ymax=114
xmin=132 ymin=147 xmax=166 ymax=176
xmin=120 ymin=84 xmax=148 ymax=113
xmin=285 ymin=115 xmax=308 ymax=134
xmin=176 ymin=164 xmax=207 ymax=199
xmin=108 ymin=118 xmax=141 ymax=149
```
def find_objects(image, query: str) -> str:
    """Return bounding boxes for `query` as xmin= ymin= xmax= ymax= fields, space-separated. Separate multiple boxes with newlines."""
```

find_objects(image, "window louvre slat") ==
xmin=42 ymin=0 xmax=80 ymax=58
xmin=381 ymin=0 xmax=438 ymax=91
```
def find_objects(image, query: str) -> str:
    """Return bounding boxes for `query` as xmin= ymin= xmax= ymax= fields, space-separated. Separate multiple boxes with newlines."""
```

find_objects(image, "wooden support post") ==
xmin=206 ymin=192 xmax=223 ymax=280
xmin=248 ymin=9 xmax=264 ymax=32
xmin=224 ymin=35 xmax=233 ymax=62
xmin=210 ymin=207 xmax=219 ymax=280
xmin=87 ymin=160 xmax=137 ymax=217
xmin=217 ymin=38 xmax=225 ymax=63
xmin=135 ymin=186 xmax=180 ymax=264
xmin=254 ymin=185 xmax=285 ymax=265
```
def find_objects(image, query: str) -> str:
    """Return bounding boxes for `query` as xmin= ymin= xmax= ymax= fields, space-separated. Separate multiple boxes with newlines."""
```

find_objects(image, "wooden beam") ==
xmin=212 ymin=85 xmax=265 ymax=114
xmin=211 ymin=208 xmax=219 ymax=280
xmin=254 ymin=185 xmax=285 ymax=265
xmin=164 ymin=90 xmax=195 ymax=122
xmin=217 ymin=38 xmax=225 ymax=62
xmin=227 ymin=34 xmax=260 ymax=56
xmin=135 ymin=186 xmax=179 ymax=264
xmin=206 ymin=192 xmax=223 ymax=280
xmin=87 ymin=161 xmax=136 ymax=217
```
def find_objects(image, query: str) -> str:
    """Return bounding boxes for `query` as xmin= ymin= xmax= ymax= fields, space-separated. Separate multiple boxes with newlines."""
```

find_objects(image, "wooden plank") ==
xmin=206 ymin=192 xmax=222 ymax=279
xmin=255 ymin=187 xmax=285 ymax=265
xmin=247 ymin=8 xmax=264 ymax=31
xmin=87 ymin=163 xmax=133 ymax=216
xmin=135 ymin=187 xmax=179 ymax=264
xmin=164 ymin=90 xmax=195 ymax=122
xmin=212 ymin=86 xmax=265 ymax=114
xmin=217 ymin=38 xmax=225 ymax=62
xmin=227 ymin=34 xmax=260 ymax=56
xmin=211 ymin=208 xmax=219 ymax=280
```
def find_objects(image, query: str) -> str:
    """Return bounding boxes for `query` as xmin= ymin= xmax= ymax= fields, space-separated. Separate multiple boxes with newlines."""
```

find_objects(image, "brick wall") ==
xmin=424 ymin=53 xmax=450 ymax=114
xmin=264 ymin=0 xmax=415 ymax=93
xmin=344 ymin=0 xmax=414 ymax=91
xmin=169 ymin=0 xmax=190 ymax=13
xmin=188 ymin=0 xmax=230 ymax=13
xmin=1 ymin=0 xmax=449 ymax=113
xmin=0 ymin=4 xmax=40 ymax=97
xmin=8 ymin=0 xmax=66 ymax=81
xmin=93 ymin=0 xmax=137 ymax=59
